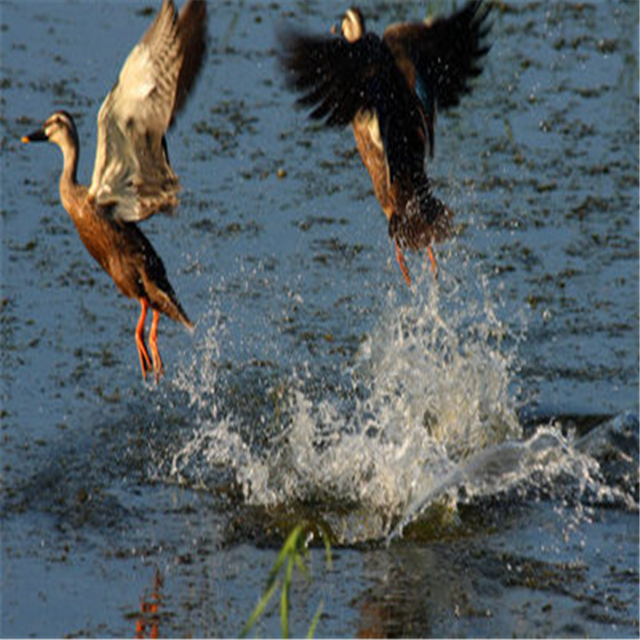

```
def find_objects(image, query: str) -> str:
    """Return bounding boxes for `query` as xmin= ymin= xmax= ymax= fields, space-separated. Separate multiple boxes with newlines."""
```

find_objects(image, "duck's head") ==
xmin=331 ymin=7 xmax=365 ymax=43
xmin=22 ymin=110 xmax=78 ymax=149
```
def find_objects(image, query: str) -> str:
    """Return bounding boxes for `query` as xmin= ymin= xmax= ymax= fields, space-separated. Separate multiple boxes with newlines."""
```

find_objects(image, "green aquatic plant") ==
xmin=241 ymin=522 xmax=332 ymax=639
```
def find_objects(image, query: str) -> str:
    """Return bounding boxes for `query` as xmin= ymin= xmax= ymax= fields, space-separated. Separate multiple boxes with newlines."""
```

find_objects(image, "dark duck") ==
xmin=22 ymin=0 xmax=207 ymax=381
xmin=279 ymin=2 xmax=491 ymax=286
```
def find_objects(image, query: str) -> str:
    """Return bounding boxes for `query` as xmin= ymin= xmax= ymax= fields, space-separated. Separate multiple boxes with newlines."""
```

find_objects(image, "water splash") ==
xmin=168 ymin=267 xmax=628 ymax=544
xmin=350 ymin=274 xmax=522 ymax=461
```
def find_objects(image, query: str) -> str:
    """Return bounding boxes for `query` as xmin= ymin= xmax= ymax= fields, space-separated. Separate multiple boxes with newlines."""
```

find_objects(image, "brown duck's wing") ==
xmin=383 ymin=1 xmax=491 ymax=153
xmin=279 ymin=29 xmax=426 ymax=183
xmin=89 ymin=0 xmax=207 ymax=223
xmin=172 ymin=0 xmax=208 ymax=121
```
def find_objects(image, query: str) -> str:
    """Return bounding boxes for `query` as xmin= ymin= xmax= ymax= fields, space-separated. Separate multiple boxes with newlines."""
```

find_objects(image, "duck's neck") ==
xmin=58 ymin=140 xmax=80 ymax=213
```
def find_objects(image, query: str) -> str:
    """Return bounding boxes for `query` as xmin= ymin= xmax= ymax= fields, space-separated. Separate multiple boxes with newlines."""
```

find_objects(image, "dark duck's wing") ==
xmin=279 ymin=28 xmax=425 ymax=180
xmin=383 ymin=0 xmax=492 ymax=157
xmin=89 ymin=0 xmax=207 ymax=223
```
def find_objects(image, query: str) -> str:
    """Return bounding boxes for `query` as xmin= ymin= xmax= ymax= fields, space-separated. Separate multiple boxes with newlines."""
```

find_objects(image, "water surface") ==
xmin=1 ymin=1 xmax=638 ymax=637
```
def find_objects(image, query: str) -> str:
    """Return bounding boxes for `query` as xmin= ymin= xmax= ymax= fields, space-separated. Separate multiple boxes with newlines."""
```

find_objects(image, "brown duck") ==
xmin=22 ymin=0 xmax=207 ymax=381
xmin=279 ymin=2 xmax=491 ymax=286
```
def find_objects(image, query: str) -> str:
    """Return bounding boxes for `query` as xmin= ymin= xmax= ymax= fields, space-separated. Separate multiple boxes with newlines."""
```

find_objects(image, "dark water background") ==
xmin=1 ymin=1 xmax=638 ymax=637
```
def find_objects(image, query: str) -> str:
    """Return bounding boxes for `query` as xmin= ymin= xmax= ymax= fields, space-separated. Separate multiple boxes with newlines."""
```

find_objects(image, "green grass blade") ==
xmin=269 ymin=524 xmax=302 ymax=583
xmin=240 ymin=578 xmax=280 ymax=639
xmin=321 ymin=531 xmax=332 ymax=571
xmin=306 ymin=601 xmax=324 ymax=639
xmin=294 ymin=551 xmax=309 ymax=580
xmin=280 ymin=553 xmax=296 ymax=638
xmin=240 ymin=521 xmax=332 ymax=639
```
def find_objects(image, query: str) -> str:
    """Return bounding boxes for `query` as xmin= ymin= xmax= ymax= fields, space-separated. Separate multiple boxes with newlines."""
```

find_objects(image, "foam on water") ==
xmin=169 ymin=267 xmax=626 ymax=544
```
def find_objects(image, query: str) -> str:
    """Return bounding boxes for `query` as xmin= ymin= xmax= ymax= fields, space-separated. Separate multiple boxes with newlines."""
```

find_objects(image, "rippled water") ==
xmin=1 ymin=1 xmax=638 ymax=638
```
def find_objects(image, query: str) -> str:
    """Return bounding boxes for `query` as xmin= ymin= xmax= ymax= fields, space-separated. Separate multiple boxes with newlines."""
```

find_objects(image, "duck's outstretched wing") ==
xmin=279 ymin=29 xmax=425 ymax=183
xmin=279 ymin=30 xmax=390 ymax=127
xmin=383 ymin=0 xmax=491 ymax=155
xmin=89 ymin=0 xmax=207 ymax=223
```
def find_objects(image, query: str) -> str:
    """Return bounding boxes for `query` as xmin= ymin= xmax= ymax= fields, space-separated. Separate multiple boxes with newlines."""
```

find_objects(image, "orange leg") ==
xmin=394 ymin=239 xmax=412 ymax=287
xmin=148 ymin=309 xmax=164 ymax=382
xmin=135 ymin=299 xmax=152 ymax=380
xmin=427 ymin=245 xmax=439 ymax=280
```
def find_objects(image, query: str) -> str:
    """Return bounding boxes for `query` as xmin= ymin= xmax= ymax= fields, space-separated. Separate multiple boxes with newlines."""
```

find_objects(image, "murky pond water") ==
xmin=1 ymin=1 xmax=638 ymax=637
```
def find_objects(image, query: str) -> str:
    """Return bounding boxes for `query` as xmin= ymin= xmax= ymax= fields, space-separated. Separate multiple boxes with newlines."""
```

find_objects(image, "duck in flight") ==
xmin=22 ymin=0 xmax=207 ymax=381
xmin=279 ymin=2 xmax=491 ymax=286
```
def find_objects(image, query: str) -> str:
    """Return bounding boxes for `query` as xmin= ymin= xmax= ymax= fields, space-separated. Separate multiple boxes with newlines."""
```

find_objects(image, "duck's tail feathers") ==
xmin=163 ymin=294 xmax=194 ymax=332
xmin=145 ymin=275 xmax=194 ymax=332
xmin=389 ymin=179 xmax=454 ymax=251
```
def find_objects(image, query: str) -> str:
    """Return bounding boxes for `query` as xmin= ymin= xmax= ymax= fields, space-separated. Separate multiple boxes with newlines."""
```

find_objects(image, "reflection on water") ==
xmin=134 ymin=568 xmax=164 ymax=640
xmin=352 ymin=505 xmax=639 ymax=639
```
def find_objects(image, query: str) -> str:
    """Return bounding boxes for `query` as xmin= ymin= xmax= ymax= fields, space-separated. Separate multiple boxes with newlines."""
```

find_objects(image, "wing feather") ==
xmin=279 ymin=28 xmax=426 ymax=185
xmin=279 ymin=31 xmax=385 ymax=128
xmin=89 ymin=0 xmax=207 ymax=222
xmin=384 ymin=1 xmax=491 ymax=109
xmin=383 ymin=0 xmax=491 ymax=155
